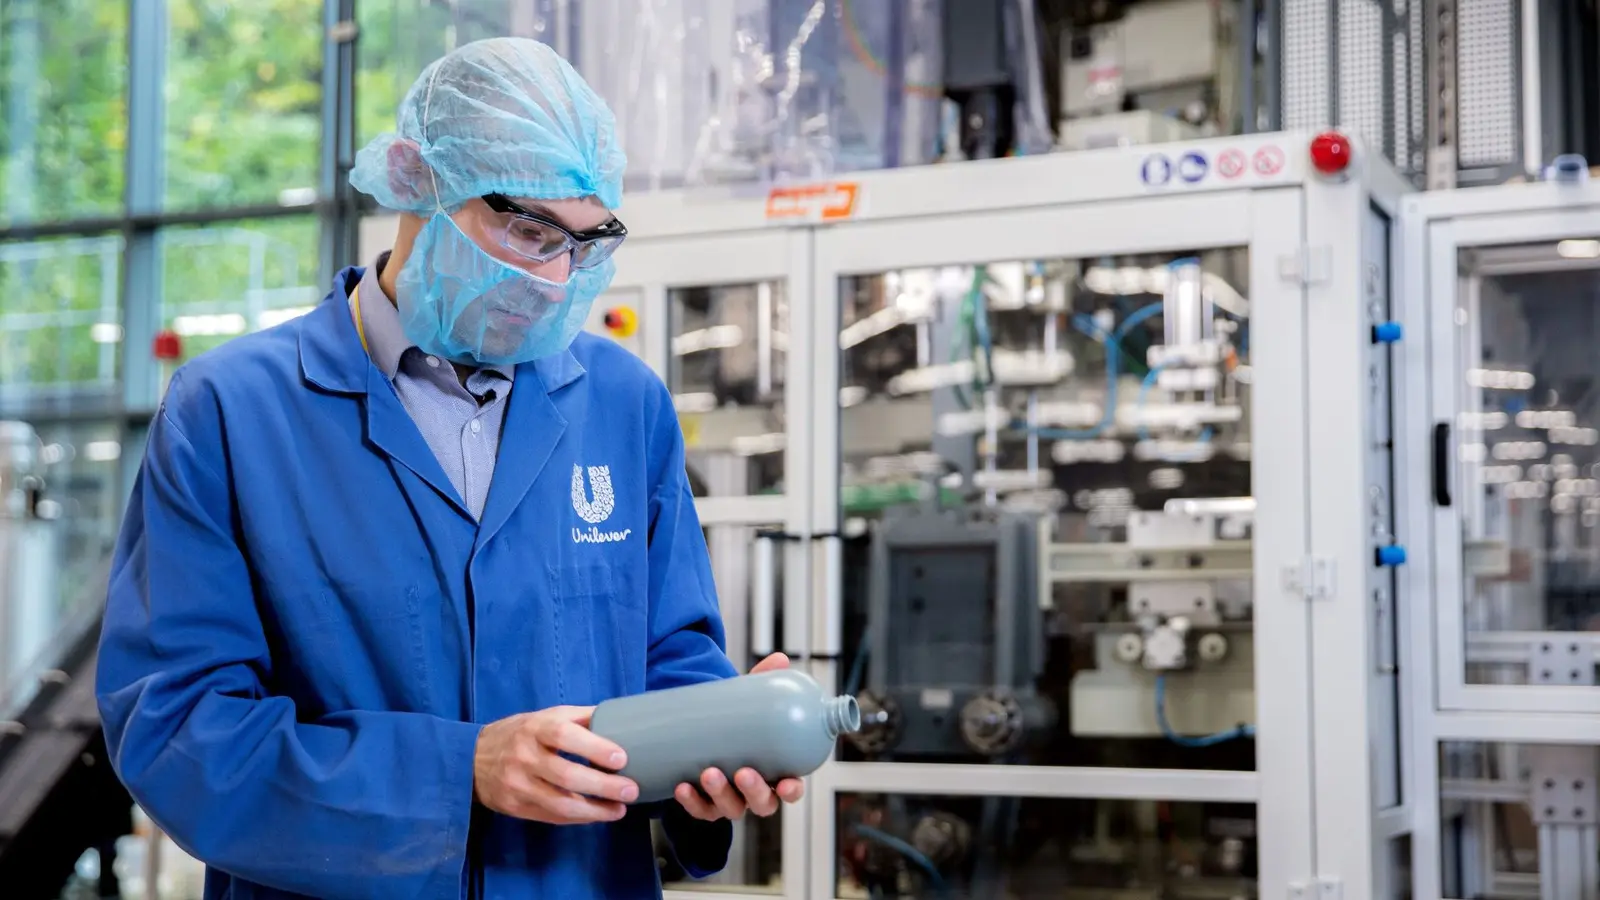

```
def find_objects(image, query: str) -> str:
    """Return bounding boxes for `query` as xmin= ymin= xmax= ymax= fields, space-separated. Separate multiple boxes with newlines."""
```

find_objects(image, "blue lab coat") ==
xmin=95 ymin=266 xmax=738 ymax=899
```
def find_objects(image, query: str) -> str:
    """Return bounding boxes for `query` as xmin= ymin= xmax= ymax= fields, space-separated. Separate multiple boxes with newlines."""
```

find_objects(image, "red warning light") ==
xmin=1309 ymin=131 xmax=1354 ymax=175
xmin=152 ymin=329 xmax=183 ymax=361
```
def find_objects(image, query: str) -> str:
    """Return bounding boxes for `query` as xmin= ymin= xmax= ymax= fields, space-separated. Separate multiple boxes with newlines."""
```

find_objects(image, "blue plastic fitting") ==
xmin=1376 ymin=545 xmax=1408 ymax=567
xmin=1372 ymin=322 xmax=1403 ymax=344
xmin=1545 ymin=154 xmax=1590 ymax=184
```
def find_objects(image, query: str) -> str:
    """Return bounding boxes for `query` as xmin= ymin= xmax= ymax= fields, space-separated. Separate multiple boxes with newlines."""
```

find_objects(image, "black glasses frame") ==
xmin=481 ymin=193 xmax=627 ymax=270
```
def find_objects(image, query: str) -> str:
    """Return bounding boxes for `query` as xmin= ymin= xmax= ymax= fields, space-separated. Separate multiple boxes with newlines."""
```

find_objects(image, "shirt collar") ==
xmin=349 ymin=251 xmax=515 ymax=382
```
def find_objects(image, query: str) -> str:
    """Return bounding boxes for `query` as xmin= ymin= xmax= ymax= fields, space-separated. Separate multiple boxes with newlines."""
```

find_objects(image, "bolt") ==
xmin=1544 ymin=642 xmax=1553 ymax=653
xmin=1547 ymin=807 xmax=1557 ymax=817
xmin=1542 ymin=670 xmax=1553 ymax=680
xmin=1547 ymin=779 xmax=1557 ymax=789
xmin=1577 ymin=780 xmax=1586 ymax=790
xmin=1138 ymin=555 xmax=1153 ymax=568
xmin=1194 ymin=598 xmax=1205 ymax=608
xmin=1578 ymin=808 xmax=1586 ymax=819
xmin=1573 ymin=643 xmax=1582 ymax=654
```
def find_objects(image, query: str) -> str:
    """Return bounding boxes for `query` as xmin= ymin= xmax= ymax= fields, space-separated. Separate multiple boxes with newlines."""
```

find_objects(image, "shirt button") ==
xmin=426 ymin=356 xmax=441 ymax=368
xmin=470 ymin=420 xmax=482 ymax=435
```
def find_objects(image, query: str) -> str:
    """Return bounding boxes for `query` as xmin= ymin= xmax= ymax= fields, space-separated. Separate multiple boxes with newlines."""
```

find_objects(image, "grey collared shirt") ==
xmin=349 ymin=255 xmax=513 ymax=520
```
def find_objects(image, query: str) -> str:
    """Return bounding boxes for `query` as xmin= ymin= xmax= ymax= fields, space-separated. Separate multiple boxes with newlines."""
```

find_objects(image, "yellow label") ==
xmin=679 ymin=414 xmax=702 ymax=448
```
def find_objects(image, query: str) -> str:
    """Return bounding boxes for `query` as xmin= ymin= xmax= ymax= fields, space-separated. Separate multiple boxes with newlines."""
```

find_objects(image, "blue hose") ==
xmin=852 ymin=823 xmax=947 ymax=891
xmin=845 ymin=627 xmax=869 ymax=696
xmin=1025 ymin=301 xmax=1165 ymax=440
xmin=1154 ymin=674 xmax=1255 ymax=747
xmin=1135 ymin=361 xmax=1217 ymax=450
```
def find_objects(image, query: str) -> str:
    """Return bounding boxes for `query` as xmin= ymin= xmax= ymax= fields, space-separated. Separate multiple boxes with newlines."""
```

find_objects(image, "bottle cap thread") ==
xmin=824 ymin=695 xmax=862 ymax=739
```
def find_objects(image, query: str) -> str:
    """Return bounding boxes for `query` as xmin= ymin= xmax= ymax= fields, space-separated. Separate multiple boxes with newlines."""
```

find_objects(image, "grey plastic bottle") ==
xmin=589 ymin=669 xmax=861 ymax=804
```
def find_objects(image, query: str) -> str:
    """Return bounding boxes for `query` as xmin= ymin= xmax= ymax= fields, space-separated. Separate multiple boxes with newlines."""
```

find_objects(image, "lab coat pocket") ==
xmin=550 ymin=563 xmax=646 ymax=706
xmin=272 ymin=580 xmax=430 ymax=713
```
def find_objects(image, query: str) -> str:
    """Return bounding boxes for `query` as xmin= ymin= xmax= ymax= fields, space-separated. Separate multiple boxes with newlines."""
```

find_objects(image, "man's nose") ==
xmin=529 ymin=252 xmax=572 ymax=283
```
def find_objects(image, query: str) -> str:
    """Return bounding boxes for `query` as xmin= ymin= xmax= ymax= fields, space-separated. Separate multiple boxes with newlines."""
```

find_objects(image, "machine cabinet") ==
xmin=607 ymin=129 xmax=1416 ymax=899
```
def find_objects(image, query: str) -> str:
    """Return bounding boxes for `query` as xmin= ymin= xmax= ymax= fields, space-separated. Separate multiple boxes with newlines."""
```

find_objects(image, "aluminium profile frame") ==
xmin=1402 ymin=175 xmax=1600 ymax=900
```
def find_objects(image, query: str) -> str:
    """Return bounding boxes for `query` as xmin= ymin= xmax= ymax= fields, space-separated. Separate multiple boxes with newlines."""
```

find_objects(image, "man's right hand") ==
xmin=473 ymin=705 xmax=639 ymax=824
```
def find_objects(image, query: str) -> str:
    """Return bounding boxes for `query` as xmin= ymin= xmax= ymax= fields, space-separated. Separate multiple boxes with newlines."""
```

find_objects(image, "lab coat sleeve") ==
xmin=640 ymin=379 xmax=739 ymax=877
xmin=95 ymin=380 xmax=482 ymax=900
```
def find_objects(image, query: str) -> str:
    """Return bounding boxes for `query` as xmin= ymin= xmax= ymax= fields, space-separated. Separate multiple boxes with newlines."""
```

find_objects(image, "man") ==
xmin=95 ymin=37 xmax=801 ymax=899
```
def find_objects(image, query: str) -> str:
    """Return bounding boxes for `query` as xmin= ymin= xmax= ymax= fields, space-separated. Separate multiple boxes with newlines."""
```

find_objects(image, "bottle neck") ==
xmin=823 ymin=695 xmax=861 ymax=739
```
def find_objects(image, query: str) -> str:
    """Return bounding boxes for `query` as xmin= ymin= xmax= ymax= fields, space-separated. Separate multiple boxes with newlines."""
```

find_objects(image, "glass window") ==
xmin=0 ymin=234 xmax=124 ymax=406
xmin=656 ymin=813 xmax=782 ymax=894
xmin=356 ymin=1 xmax=512 ymax=149
xmin=164 ymin=0 xmax=323 ymax=211
xmin=670 ymin=283 xmax=788 ymax=497
xmin=0 ymin=0 xmax=128 ymax=226
xmin=1438 ymin=741 xmax=1575 ymax=899
xmin=1 ymin=417 xmax=124 ymax=717
xmin=1453 ymin=241 xmax=1600 ymax=686
xmin=835 ymin=253 xmax=1258 ymax=772
xmin=836 ymin=792 xmax=1258 ymax=897
xmin=158 ymin=216 xmax=321 ymax=363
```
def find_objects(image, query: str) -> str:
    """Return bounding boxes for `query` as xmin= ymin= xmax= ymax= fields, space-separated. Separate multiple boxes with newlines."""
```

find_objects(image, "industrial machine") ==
xmin=602 ymin=127 xmax=1411 ymax=899
xmin=603 ymin=128 xmax=1600 ymax=900
xmin=1405 ymin=171 xmax=1600 ymax=900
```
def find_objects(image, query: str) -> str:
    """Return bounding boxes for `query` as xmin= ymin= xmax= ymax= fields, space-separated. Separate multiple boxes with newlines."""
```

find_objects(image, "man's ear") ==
xmin=386 ymin=139 xmax=435 ymax=207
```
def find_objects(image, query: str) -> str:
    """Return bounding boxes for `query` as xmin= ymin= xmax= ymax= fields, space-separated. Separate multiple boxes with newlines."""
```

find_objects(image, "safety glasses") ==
xmin=481 ymin=193 xmax=627 ymax=270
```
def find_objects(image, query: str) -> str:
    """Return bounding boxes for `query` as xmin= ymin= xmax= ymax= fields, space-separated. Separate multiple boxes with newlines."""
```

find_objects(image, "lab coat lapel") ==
xmin=477 ymin=352 xmax=582 ymax=545
xmin=300 ymin=270 xmax=472 ymax=522
xmin=363 ymin=365 xmax=475 ymax=522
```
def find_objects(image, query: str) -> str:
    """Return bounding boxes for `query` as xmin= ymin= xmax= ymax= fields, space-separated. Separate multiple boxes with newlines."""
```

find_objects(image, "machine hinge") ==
xmin=1288 ymin=876 xmax=1343 ymax=899
xmin=1278 ymin=245 xmax=1332 ymax=286
xmin=1282 ymin=557 xmax=1335 ymax=600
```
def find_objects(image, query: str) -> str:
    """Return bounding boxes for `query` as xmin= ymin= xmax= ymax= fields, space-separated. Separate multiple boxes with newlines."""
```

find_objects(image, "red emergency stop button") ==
xmin=152 ymin=329 xmax=183 ymax=361
xmin=1309 ymin=130 xmax=1354 ymax=176
xmin=603 ymin=306 xmax=638 ymax=338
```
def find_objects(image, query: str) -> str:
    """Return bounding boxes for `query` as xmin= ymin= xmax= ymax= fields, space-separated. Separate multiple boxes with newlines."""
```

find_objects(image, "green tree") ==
xmin=0 ymin=0 xmax=525 ymax=401
xmin=164 ymin=0 xmax=323 ymax=210
xmin=0 ymin=0 xmax=127 ymax=227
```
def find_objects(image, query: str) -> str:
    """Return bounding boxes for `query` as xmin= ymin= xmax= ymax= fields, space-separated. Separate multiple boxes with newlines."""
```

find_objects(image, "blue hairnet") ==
xmin=350 ymin=37 xmax=626 ymax=213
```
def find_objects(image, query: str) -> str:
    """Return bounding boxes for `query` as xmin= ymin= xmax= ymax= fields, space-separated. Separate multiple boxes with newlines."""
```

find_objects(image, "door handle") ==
xmin=1433 ymin=421 xmax=1453 ymax=507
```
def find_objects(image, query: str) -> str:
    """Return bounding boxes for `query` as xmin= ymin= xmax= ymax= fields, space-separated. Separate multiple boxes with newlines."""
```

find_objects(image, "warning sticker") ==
xmin=1217 ymin=148 xmax=1246 ymax=179
xmin=1253 ymin=145 xmax=1285 ymax=176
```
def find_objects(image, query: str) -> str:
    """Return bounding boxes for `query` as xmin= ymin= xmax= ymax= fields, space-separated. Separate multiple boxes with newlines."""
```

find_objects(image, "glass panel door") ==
xmin=612 ymin=228 xmax=809 ymax=899
xmin=1429 ymin=206 xmax=1600 ymax=713
xmin=671 ymin=283 xmax=788 ymax=500
xmin=808 ymin=189 xmax=1314 ymax=900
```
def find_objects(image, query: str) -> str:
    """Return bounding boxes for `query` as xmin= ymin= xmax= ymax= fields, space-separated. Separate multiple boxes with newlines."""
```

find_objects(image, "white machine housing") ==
xmin=605 ymin=129 xmax=1413 ymax=900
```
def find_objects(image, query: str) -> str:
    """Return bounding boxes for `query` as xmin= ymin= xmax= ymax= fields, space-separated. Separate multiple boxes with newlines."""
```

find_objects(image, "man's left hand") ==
xmin=671 ymin=652 xmax=808 ymax=821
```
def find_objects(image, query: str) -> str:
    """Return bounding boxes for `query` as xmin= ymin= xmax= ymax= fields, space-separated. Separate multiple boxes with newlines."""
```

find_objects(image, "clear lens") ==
xmin=574 ymin=235 xmax=624 ymax=269
xmin=497 ymin=215 xmax=623 ymax=270
xmin=503 ymin=218 xmax=570 ymax=262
